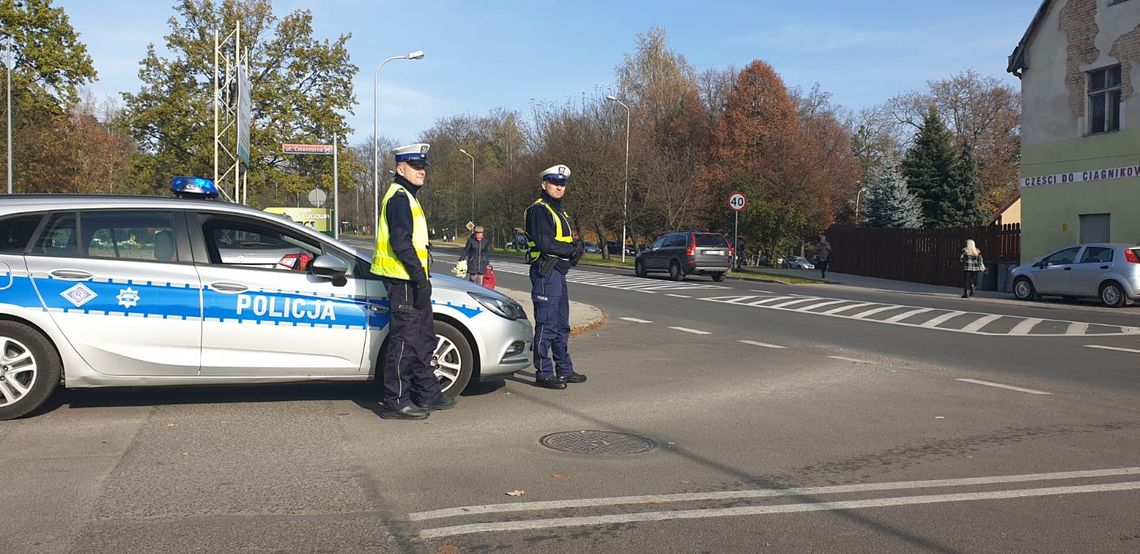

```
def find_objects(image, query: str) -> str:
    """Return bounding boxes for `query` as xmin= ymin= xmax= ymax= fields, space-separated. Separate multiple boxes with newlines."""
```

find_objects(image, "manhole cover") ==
xmin=540 ymin=430 xmax=656 ymax=455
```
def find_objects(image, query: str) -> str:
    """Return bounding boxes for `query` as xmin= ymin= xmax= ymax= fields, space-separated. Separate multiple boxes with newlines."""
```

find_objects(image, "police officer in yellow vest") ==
xmin=371 ymin=143 xmax=454 ymax=419
xmin=525 ymin=164 xmax=587 ymax=390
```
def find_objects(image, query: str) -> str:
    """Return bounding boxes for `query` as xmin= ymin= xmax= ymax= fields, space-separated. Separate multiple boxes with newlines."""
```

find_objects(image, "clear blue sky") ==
xmin=59 ymin=0 xmax=1040 ymax=146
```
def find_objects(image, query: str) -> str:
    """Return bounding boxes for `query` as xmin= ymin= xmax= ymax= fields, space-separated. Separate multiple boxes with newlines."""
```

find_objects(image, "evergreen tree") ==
xmin=864 ymin=159 xmax=922 ymax=228
xmin=944 ymin=142 xmax=987 ymax=227
xmin=900 ymin=106 xmax=957 ymax=227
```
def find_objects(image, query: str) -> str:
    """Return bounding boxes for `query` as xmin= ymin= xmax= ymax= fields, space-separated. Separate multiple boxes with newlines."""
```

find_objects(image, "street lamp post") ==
xmin=854 ymin=185 xmax=865 ymax=226
xmin=2 ymin=31 xmax=12 ymax=195
xmin=372 ymin=50 xmax=424 ymax=237
xmin=606 ymin=95 xmax=631 ymax=262
xmin=459 ymin=148 xmax=475 ymax=225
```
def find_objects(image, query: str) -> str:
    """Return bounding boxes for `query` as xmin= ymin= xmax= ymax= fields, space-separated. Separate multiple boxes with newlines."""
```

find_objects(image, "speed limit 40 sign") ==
xmin=727 ymin=192 xmax=747 ymax=211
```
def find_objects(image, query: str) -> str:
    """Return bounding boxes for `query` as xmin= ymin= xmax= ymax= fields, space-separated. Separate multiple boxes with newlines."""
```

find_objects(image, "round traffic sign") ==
xmin=728 ymin=192 xmax=747 ymax=211
xmin=307 ymin=188 xmax=327 ymax=207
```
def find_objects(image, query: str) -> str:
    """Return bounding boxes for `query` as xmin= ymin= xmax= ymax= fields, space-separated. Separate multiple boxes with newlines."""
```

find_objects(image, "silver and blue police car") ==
xmin=0 ymin=179 xmax=531 ymax=420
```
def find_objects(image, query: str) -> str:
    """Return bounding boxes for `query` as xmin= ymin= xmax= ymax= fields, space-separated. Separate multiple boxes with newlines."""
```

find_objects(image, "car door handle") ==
xmin=1100 ymin=265 xmax=1109 ymax=269
xmin=209 ymin=282 xmax=249 ymax=293
xmin=49 ymin=269 xmax=94 ymax=281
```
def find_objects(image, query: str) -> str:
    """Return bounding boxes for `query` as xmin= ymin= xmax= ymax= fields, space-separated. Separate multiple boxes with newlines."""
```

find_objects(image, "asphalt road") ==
xmin=3 ymin=247 xmax=1139 ymax=553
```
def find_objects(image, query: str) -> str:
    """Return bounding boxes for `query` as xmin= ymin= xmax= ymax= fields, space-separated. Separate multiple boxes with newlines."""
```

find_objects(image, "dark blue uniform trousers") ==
xmin=381 ymin=280 xmax=445 ymax=411
xmin=530 ymin=264 xmax=574 ymax=379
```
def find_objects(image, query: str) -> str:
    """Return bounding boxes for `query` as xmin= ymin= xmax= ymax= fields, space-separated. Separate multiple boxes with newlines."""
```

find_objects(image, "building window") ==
xmin=1088 ymin=66 xmax=1122 ymax=134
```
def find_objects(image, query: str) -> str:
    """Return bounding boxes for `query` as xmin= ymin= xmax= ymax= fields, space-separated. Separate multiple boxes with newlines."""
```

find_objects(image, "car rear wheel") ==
xmin=433 ymin=320 xmax=474 ymax=397
xmin=1012 ymin=277 xmax=1037 ymax=301
xmin=711 ymin=272 xmax=726 ymax=282
xmin=0 ymin=322 xmax=62 ymax=421
xmin=669 ymin=260 xmax=684 ymax=281
xmin=635 ymin=259 xmax=647 ymax=278
xmin=1099 ymin=281 xmax=1126 ymax=308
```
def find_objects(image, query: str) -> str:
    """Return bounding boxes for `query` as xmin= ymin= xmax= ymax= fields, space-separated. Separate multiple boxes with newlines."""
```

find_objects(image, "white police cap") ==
xmin=393 ymin=143 xmax=430 ymax=166
xmin=540 ymin=164 xmax=571 ymax=184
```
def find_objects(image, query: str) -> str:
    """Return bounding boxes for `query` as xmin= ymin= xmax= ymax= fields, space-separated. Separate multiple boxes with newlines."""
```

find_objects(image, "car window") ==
xmin=1078 ymin=246 xmax=1113 ymax=264
xmin=202 ymin=216 xmax=324 ymax=272
xmin=1043 ymin=247 xmax=1081 ymax=266
xmin=651 ymin=236 xmax=666 ymax=249
xmin=696 ymin=234 xmax=727 ymax=248
xmin=666 ymin=234 xmax=686 ymax=248
xmin=0 ymin=214 xmax=44 ymax=254
xmin=82 ymin=211 xmax=178 ymax=262
xmin=32 ymin=212 xmax=78 ymax=257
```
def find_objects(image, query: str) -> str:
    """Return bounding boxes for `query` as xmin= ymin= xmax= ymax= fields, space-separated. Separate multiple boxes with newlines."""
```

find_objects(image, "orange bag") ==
xmin=482 ymin=266 xmax=496 ymax=289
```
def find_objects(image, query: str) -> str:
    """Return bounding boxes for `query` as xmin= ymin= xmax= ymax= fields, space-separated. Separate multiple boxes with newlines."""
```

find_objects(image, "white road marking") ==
xmin=666 ymin=293 xmax=691 ymax=299
xmin=418 ymin=481 xmax=1140 ymax=538
xmin=959 ymin=314 xmax=1003 ymax=333
xmin=848 ymin=305 xmax=901 ymax=319
xmin=795 ymin=299 xmax=851 ymax=312
xmin=620 ymin=317 xmax=653 ymax=324
xmin=1066 ymin=322 xmax=1089 ymax=335
xmin=669 ymin=326 xmax=711 ymax=335
xmin=829 ymin=356 xmax=871 ymax=364
xmin=749 ymin=289 xmax=774 ymax=294
xmin=822 ymin=302 xmax=873 ymax=314
xmin=768 ymin=297 xmax=822 ymax=309
xmin=410 ymin=466 xmax=1140 ymax=521
xmin=920 ymin=311 xmax=965 ymax=328
xmin=1085 ymin=344 xmax=1140 ymax=354
xmin=740 ymin=340 xmax=786 ymax=349
xmin=747 ymin=296 xmax=798 ymax=306
xmin=1009 ymin=318 xmax=1044 ymax=335
xmin=884 ymin=307 xmax=933 ymax=323
xmin=954 ymin=378 xmax=1052 ymax=395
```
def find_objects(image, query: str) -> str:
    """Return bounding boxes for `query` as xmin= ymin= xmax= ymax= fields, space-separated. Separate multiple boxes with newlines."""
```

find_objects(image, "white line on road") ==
xmin=665 ymin=293 xmax=691 ymax=299
xmin=822 ymin=302 xmax=874 ymax=314
xmin=669 ymin=326 xmax=711 ymax=335
xmin=1066 ymin=322 xmax=1089 ymax=335
xmin=920 ymin=310 xmax=964 ymax=328
xmin=749 ymin=289 xmax=774 ymax=294
xmin=768 ymin=297 xmax=823 ymax=309
xmin=1085 ymin=344 xmax=1140 ymax=354
xmin=848 ymin=305 xmax=901 ymax=319
xmin=829 ymin=356 xmax=871 ymax=364
xmin=795 ymin=299 xmax=852 ymax=312
xmin=740 ymin=340 xmax=786 ymax=349
xmin=954 ymin=378 xmax=1052 ymax=395
xmin=410 ymin=466 xmax=1140 ymax=521
xmin=620 ymin=317 xmax=653 ymax=324
xmin=960 ymin=314 xmax=1003 ymax=333
xmin=1009 ymin=318 xmax=1044 ymax=336
xmin=884 ymin=307 xmax=933 ymax=323
xmin=747 ymin=296 xmax=798 ymax=306
xmin=417 ymin=481 xmax=1140 ymax=538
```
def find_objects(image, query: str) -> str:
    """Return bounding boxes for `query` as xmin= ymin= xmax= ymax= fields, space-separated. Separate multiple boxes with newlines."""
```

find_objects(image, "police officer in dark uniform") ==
xmin=371 ymin=143 xmax=454 ymax=419
xmin=525 ymin=164 xmax=586 ymax=390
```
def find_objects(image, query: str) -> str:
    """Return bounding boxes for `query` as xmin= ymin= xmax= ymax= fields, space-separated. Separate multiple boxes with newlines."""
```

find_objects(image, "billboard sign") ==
xmin=282 ymin=143 xmax=335 ymax=155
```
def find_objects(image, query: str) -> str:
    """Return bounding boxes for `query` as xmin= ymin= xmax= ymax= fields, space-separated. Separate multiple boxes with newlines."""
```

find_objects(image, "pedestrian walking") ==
xmin=960 ymin=239 xmax=985 ymax=298
xmin=525 ymin=164 xmax=586 ymax=390
xmin=370 ymin=143 xmax=454 ymax=420
xmin=816 ymin=234 xmax=832 ymax=279
xmin=458 ymin=225 xmax=491 ymax=286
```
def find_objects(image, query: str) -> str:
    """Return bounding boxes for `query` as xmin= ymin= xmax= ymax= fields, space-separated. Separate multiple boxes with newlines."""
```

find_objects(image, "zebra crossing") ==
xmin=701 ymin=294 xmax=1140 ymax=337
xmin=487 ymin=260 xmax=729 ymax=292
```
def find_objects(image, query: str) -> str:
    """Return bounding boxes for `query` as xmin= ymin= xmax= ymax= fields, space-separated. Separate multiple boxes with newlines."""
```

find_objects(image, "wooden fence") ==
xmin=826 ymin=224 xmax=1021 ymax=287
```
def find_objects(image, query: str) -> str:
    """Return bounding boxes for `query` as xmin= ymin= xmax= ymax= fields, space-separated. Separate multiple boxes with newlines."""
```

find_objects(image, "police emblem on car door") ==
xmin=193 ymin=214 xmax=371 ymax=376
xmin=23 ymin=210 xmax=203 ymax=376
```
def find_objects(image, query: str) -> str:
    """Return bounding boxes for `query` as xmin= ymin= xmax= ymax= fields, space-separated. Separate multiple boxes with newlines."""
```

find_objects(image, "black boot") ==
xmin=379 ymin=404 xmax=430 ymax=420
xmin=535 ymin=376 xmax=567 ymax=390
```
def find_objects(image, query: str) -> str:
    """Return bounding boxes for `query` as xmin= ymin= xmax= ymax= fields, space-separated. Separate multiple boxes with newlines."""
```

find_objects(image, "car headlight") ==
xmin=469 ymin=292 xmax=527 ymax=320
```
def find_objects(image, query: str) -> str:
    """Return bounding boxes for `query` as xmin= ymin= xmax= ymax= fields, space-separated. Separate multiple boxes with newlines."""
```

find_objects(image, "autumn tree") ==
xmin=0 ymin=0 xmax=102 ymax=193
xmin=123 ymin=0 xmax=356 ymax=206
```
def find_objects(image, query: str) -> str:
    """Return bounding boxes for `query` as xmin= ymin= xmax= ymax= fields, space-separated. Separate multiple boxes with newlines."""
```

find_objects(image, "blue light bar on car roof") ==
xmin=170 ymin=176 xmax=219 ymax=199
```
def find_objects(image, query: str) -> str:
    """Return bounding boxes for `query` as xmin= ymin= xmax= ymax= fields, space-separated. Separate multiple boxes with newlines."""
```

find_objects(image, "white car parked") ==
xmin=0 ymin=193 xmax=532 ymax=419
xmin=1010 ymin=243 xmax=1140 ymax=307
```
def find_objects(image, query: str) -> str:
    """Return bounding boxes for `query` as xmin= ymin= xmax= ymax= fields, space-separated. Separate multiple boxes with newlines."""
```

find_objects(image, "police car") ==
xmin=0 ymin=180 xmax=531 ymax=420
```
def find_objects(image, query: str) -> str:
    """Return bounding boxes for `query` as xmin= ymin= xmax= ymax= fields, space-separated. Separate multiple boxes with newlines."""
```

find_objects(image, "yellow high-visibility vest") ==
xmin=371 ymin=183 xmax=429 ymax=279
xmin=526 ymin=198 xmax=573 ymax=255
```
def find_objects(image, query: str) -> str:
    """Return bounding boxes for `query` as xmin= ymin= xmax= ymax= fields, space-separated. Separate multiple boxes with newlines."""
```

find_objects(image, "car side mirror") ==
xmin=311 ymin=254 xmax=349 ymax=283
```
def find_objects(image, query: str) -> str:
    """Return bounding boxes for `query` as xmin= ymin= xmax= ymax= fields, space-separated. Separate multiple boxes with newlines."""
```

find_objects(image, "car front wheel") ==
xmin=0 ymin=322 xmax=62 ymax=421
xmin=1012 ymin=277 xmax=1037 ymax=301
xmin=1099 ymin=281 xmax=1126 ymax=308
xmin=635 ymin=259 xmax=647 ymax=278
xmin=433 ymin=320 xmax=474 ymax=397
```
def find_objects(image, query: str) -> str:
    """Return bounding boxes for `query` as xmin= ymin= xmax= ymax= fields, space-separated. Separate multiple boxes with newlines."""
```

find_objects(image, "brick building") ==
xmin=1008 ymin=0 xmax=1140 ymax=261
